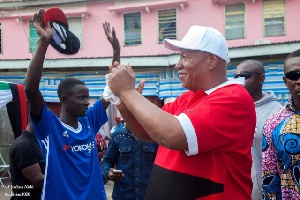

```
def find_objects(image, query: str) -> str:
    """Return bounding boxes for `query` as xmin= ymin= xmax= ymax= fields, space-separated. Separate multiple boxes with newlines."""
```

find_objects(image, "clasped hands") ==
xmin=108 ymin=62 xmax=144 ymax=99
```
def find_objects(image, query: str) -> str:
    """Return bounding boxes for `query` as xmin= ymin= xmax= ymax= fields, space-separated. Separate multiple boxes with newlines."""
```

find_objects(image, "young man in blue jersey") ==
xmin=24 ymin=9 xmax=119 ymax=199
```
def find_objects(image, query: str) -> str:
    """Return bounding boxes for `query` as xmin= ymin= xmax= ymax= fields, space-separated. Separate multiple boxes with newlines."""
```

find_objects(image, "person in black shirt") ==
xmin=9 ymin=120 xmax=45 ymax=200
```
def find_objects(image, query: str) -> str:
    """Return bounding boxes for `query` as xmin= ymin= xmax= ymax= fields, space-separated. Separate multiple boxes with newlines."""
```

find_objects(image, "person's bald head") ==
xmin=238 ymin=60 xmax=265 ymax=74
xmin=235 ymin=60 xmax=265 ymax=101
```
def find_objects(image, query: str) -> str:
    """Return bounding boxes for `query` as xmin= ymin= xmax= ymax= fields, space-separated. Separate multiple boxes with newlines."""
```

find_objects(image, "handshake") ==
xmin=103 ymin=62 xmax=145 ymax=105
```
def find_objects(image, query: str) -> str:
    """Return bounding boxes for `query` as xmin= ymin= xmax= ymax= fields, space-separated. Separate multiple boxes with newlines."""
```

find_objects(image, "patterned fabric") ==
xmin=262 ymin=98 xmax=300 ymax=199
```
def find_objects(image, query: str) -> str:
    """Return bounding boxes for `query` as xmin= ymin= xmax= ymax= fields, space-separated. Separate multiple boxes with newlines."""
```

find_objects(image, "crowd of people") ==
xmin=6 ymin=6 xmax=300 ymax=200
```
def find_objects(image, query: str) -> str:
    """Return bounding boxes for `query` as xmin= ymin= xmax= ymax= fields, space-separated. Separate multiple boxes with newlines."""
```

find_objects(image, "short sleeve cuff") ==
xmin=175 ymin=113 xmax=198 ymax=156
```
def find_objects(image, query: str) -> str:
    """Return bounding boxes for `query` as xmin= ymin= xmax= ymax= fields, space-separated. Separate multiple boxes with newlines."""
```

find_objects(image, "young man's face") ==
xmin=283 ymin=57 xmax=300 ymax=108
xmin=63 ymin=84 xmax=90 ymax=117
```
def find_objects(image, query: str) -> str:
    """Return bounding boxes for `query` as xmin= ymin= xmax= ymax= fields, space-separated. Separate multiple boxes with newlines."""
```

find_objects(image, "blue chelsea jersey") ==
xmin=31 ymin=99 xmax=108 ymax=200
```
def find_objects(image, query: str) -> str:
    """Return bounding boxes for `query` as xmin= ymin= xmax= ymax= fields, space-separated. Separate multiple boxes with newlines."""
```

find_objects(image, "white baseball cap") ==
xmin=163 ymin=25 xmax=230 ymax=63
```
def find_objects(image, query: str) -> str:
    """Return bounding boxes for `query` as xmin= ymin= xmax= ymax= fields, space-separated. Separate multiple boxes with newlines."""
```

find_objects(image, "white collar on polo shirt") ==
xmin=205 ymin=77 xmax=245 ymax=95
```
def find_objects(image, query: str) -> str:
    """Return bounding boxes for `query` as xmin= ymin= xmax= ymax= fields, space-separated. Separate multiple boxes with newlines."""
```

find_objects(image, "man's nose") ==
xmin=175 ymin=60 xmax=182 ymax=70
xmin=84 ymin=98 xmax=90 ymax=106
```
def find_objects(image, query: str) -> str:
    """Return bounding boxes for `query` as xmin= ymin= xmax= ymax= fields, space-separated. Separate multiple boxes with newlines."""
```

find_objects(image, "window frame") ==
xmin=225 ymin=3 xmax=246 ymax=40
xmin=263 ymin=0 xmax=286 ymax=37
xmin=157 ymin=8 xmax=177 ymax=44
xmin=123 ymin=12 xmax=142 ymax=47
xmin=67 ymin=17 xmax=83 ymax=49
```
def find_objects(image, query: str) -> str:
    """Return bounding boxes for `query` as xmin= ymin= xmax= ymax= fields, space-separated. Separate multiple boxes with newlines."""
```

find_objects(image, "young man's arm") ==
xmin=103 ymin=22 xmax=152 ymax=141
xmin=101 ymin=22 xmax=121 ymax=110
xmin=103 ymin=22 xmax=120 ymax=65
xmin=24 ymin=9 xmax=52 ymax=122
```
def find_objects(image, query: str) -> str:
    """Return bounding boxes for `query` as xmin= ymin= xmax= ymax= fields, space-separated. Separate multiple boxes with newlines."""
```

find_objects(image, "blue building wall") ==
xmin=0 ymin=61 xmax=289 ymax=105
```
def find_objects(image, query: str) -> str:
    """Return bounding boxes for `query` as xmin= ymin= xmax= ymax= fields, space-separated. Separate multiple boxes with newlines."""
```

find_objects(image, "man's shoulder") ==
xmin=261 ymin=100 xmax=282 ymax=110
xmin=256 ymin=99 xmax=282 ymax=113
xmin=268 ymin=107 xmax=287 ymax=119
xmin=11 ymin=133 xmax=31 ymax=147
xmin=32 ymin=105 xmax=58 ymax=124
xmin=264 ymin=107 xmax=289 ymax=129
xmin=209 ymin=83 xmax=246 ymax=96
xmin=10 ymin=135 xmax=37 ymax=157
xmin=218 ymin=82 xmax=245 ymax=91
xmin=206 ymin=78 xmax=245 ymax=95
xmin=209 ymin=84 xmax=250 ymax=102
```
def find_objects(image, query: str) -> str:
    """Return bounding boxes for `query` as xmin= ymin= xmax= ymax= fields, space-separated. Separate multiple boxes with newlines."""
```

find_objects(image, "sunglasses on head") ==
xmin=233 ymin=72 xmax=261 ymax=80
xmin=285 ymin=70 xmax=300 ymax=81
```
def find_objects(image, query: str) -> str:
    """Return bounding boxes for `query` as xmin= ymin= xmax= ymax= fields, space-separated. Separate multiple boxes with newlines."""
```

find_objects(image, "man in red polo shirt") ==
xmin=107 ymin=25 xmax=255 ymax=200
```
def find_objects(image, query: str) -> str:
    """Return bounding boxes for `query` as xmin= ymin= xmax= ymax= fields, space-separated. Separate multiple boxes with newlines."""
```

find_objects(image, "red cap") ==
xmin=44 ymin=7 xmax=68 ymax=26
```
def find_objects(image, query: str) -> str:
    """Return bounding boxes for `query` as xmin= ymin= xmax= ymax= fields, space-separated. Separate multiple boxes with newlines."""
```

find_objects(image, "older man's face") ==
xmin=175 ymin=50 xmax=210 ymax=91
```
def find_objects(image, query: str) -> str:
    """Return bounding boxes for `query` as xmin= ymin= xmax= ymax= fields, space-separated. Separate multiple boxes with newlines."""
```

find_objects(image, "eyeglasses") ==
xmin=233 ymin=72 xmax=261 ymax=80
xmin=285 ymin=70 xmax=300 ymax=81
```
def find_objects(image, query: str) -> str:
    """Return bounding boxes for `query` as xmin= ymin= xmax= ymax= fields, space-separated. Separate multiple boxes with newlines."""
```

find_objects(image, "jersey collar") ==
xmin=205 ymin=77 xmax=245 ymax=95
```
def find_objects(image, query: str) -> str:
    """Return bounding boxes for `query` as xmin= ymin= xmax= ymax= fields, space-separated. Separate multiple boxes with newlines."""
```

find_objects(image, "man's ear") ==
xmin=208 ymin=54 xmax=218 ymax=70
xmin=259 ymin=74 xmax=265 ymax=85
xmin=283 ymin=76 xmax=287 ymax=86
xmin=60 ymin=95 xmax=67 ymax=103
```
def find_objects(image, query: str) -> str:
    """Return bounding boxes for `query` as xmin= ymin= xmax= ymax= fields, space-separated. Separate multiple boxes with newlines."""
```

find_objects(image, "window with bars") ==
xmin=158 ymin=8 xmax=177 ymax=44
xmin=263 ymin=0 xmax=285 ymax=37
xmin=225 ymin=3 xmax=245 ymax=40
xmin=123 ymin=12 xmax=141 ymax=46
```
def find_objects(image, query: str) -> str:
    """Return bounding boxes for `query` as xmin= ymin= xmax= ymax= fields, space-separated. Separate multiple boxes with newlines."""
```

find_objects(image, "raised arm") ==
xmin=101 ymin=22 xmax=121 ymax=110
xmin=103 ymin=22 xmax=120 ymax=64
xmin=102 ymin=22 xmax=152 ymax=141
xmin=24 ymin=9 xmax=52 ymax=122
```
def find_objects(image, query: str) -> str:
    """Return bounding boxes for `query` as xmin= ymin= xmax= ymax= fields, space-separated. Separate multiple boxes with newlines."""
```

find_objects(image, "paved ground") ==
xmin=0 ymin=178 xmax=114 ymax=200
